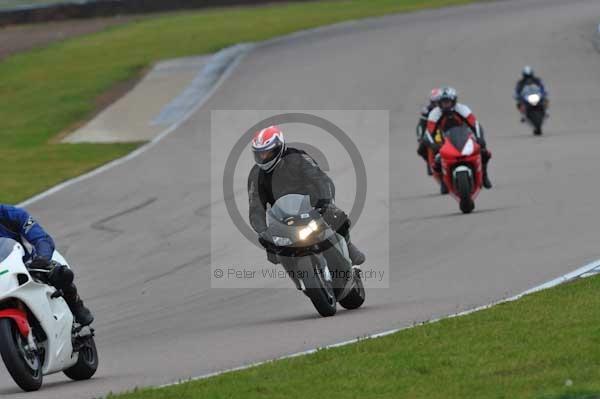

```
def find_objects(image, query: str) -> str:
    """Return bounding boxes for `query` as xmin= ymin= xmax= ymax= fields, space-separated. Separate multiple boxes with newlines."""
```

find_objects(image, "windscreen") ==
xmin=270 ymin=194 xmax=312 ymax=222
xmin=444 ymin=126 xmax=472 ymax=151
xmin=521 ymin=84 xmax=542 ymax=98
xmin=0 ymin=238 xmax=17 ymax=264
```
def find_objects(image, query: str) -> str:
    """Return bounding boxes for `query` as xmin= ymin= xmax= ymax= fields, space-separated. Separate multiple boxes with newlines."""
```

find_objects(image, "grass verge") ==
xmin=0 ymin=0 xmax=478 ymax=204
xmin=109 ymin=274 xmax=600 ymax=399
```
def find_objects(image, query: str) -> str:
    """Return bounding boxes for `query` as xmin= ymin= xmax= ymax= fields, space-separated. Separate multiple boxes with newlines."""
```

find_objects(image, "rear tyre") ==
xmin=63 ymin=336 xmax=98 ymax=381
xmin=0 ymin=318 xmax=43 ymax=392
xmin=456 ymin=172 xmax=474 ymax=214
xmin=339 ymin=269 xmax=365 ymax=310
xmin=304 ymin=265 xmax=337 ymax=317
xmin=440 ymin=181 xmax=449 ymax=195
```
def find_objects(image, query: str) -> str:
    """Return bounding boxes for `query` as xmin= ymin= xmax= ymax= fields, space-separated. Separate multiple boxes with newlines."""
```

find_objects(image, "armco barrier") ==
xmin=0 ymin=0 xmax=316 ymax=26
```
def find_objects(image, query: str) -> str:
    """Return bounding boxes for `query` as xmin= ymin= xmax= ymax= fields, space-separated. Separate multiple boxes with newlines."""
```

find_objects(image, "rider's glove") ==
xmin=258 ymin=231 xmax=272 ymax=245
xmin=47 ymin=263 xmax=74 ymax=290
xmin=258 ymin=231 xmax=278 ymax=264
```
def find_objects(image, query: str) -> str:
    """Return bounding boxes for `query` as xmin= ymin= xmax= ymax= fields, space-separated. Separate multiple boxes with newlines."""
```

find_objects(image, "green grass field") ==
xmin=0 ymin=0 xmax=478 ymax=204
xmin=108 ymin=274 xmax=600 ymax=399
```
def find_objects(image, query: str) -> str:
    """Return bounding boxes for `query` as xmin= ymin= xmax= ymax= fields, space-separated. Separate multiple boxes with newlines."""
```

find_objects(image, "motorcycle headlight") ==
xmin=461 ymin=138 xmax=475 ymax=156
xmin=298 ymin=220 xmax=319 ymax=241
xmin=527 ymin=94 xmax=541 ymax=106
xmin=272 ymin=236 xmax=293 ymax=246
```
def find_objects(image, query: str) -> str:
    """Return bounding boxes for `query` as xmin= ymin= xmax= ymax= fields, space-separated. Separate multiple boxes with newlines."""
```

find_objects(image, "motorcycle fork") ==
xmin=13 ymin=301 xmax=38 ymax=353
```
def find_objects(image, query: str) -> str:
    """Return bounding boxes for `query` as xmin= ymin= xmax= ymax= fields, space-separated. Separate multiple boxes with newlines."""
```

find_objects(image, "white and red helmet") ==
xmin=429 ymin=87 xmax=442 ymax=104
xmin=251 ymin=125 xmax=285 ymax=172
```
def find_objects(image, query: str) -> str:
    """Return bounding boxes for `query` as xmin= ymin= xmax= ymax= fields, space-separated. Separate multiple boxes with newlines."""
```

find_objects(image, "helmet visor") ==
xmin=440 ymin=99 xmax=454 ymax=111
xmin=253 ymin=144 xmax=282 ymax=167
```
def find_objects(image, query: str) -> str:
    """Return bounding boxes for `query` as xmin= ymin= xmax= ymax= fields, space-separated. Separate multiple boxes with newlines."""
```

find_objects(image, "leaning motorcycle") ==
xmin=261 ymin=194 xmax=365 ymax=317
xmin=519 ymin=84 xmax=547 ymax=136
xmin=0 ymin=238 xmax=98 ymax=392
xmin=439 ymin=126 xmax=483 ymax=214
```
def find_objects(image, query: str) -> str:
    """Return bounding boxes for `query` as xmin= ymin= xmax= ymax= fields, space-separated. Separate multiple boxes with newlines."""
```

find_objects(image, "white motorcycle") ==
xmin=0 ymin=237 xmax=98 ymax=392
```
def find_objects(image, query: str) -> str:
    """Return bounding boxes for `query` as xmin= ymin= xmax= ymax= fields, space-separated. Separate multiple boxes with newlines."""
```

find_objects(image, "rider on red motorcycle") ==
xmin=425 ymin=87 xmax=492 ymax=189
xmin=416 ymin=88 xmax=442 ymax=164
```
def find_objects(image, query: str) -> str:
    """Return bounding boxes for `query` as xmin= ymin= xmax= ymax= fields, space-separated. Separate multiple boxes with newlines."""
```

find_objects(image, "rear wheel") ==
xmin=63 ymin=335 xmax=98 ymax=381
xmin=0 ymin=318 xmax=43 ymax=392
xmin=440 ymin=181 xmax=449 ymax=195
xmin=456 ymin=172 xmax=474 ymax=214
xmin=304 ymin=265 xmax=337 ymax=317
xmin=339 ymin=268 xmax=366 ymax=310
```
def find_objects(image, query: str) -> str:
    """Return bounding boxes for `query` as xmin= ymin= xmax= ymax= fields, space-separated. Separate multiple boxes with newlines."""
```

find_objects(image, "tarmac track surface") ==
xmin=2 ymin=0 xmax=600 ymax=397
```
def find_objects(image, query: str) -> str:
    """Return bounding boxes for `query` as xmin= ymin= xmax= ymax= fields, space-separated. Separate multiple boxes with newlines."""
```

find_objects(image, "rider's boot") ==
xmin=482 ymin=151 xmax=493 ymax=189
xmin=347 ymin=242 xmax=366 ymax=266
xmin=63 ymin=284 xmax=94 ymax=326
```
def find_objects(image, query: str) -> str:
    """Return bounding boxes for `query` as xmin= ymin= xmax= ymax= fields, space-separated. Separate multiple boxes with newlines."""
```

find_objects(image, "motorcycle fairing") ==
xmin=0 ymin=238 xmax=78 ymax=375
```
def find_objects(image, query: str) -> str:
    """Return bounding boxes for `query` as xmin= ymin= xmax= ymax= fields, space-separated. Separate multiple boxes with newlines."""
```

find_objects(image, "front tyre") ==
xmin=0 ymin=318 xmax=43 ymax=392
xmin=63 ymin=336 xmax=98 ymax=381
xmin=456 ymin=172 xmax=474 ymax=214
xmin=339 ymin=268 xmax=366 ymax=310
xmin=304 ymin=265 xmax=337 ymax=317
xmin=528 ymin=109 xmax=544 ymax=136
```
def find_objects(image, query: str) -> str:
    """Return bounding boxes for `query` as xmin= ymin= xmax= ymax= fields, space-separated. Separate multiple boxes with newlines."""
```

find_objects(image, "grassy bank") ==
xmin=0 ymin=0 xmax=477 ymax=203
xmin=109 ymin=274 xmax=600 ymax=399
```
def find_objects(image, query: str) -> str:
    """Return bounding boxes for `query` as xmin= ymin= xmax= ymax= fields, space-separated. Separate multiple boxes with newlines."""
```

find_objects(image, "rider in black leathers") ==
xmin=247 ymin=126 xmax=365 ymax=266
xmin=416 ymin=88 xmax=441 ymax=166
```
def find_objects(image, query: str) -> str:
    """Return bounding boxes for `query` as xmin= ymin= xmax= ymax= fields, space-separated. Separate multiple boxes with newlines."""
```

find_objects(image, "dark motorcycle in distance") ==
xmin=261 ymin=194 xmax=365 ymax=317
xmin=519 ymin=84 xmax=547 ymax=136
xmin=439 ymin=126 xmax=483 ymax=214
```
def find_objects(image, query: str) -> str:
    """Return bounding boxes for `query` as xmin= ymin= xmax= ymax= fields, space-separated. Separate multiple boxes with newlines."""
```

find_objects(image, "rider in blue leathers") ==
xmin=0 ymin=205 xmax=93 ymax=325
xmin=515 ymin=66 xmax=548 ymax=121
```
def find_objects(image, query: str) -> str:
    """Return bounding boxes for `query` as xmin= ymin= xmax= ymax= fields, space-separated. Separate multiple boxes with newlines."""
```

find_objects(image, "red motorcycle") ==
xmin=438 ymin=126 xmax=483 ymax=214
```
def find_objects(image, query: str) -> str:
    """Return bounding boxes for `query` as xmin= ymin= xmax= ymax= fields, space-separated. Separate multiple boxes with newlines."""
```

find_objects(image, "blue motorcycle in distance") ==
xmin=519 ymin=84 xmax=548 ymax=136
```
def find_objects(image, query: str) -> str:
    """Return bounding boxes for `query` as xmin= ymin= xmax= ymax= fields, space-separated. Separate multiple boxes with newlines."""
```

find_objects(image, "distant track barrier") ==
xmin=0 ymin=0 xmax=316 ymax=27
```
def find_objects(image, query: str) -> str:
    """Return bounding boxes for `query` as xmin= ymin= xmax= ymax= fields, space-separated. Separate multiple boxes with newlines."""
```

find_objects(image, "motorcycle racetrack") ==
xmin=2 ymin=0 xmax=600 ymax=397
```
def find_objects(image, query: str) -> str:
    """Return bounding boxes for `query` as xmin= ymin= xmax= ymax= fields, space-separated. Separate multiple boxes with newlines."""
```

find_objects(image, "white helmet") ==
xmin=522 ymin=65 xmax=534 ymax=77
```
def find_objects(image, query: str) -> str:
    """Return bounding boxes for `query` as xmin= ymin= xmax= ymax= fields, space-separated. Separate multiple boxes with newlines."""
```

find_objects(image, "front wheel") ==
xmin=303 ymin=265 xmax=337 ymax=317
xmin=339 ymin=269 xmax=365 ymax=310
xmin=456 ymin=172 xmax=475 ymax=214
xmin=0 ymin=318 xmax=43 ymax=392
xmin=64 ymin=335 xmax=98 ymax=381
xmin=528 ymin=109 xmax=544 ymax=136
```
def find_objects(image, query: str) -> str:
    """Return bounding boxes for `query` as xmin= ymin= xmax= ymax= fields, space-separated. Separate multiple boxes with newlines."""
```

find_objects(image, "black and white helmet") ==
xmin=438 ymin=87 xmax=458 ymax=113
